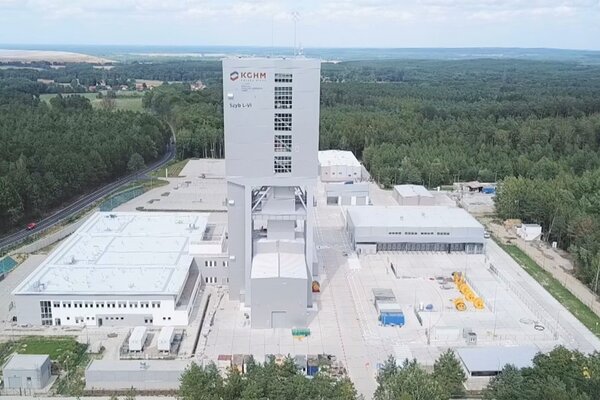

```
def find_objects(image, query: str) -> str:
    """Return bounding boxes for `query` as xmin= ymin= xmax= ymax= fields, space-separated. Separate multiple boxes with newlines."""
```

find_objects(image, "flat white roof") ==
xmin=457 ymin=346 xmax=538 ymax=373
xmin=318 ymin=150 xmax=361 ymax=168
xmin=13 ymin=212 xmax=216 ymax=296
xmin=3 ymin=354 xmax=49 ymax=370
xmin=393 ymin=184 xmax=433 ymax=198
xmin=347 ymin=206 xmax=483 ymax=229
xmin=251 ymin=240 xmax=307 ymax=280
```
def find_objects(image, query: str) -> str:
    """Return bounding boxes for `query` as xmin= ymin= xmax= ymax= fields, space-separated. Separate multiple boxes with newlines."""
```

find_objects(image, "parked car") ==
xmin=484 ymin=231 xmax=491 ymax=239
xmin=26 ymin=222 xmax=37 ymax=230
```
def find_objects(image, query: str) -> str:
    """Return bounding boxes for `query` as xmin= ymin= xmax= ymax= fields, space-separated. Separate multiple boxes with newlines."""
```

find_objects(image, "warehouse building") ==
xmin=456 ymin=346 xmax=538 ymax=377
xmin=85 ymin=360 xmax=189 ymax=391
xmin=318 ymin=150 xmax=362 ymax=182
xmin=393 ymin=185 xmax=435 ymax=206
xmin=325 ymin=182 xmax=370 ymax=206
xmin=346 ymin=206 xmax=485 ymax=254
xmin=2 ymin=354 xmax=52 ymax=391
xmin=12 ymin=212 xmax=227 ymax=327
xmin=223 ymin=57 xmax=321 ymax=328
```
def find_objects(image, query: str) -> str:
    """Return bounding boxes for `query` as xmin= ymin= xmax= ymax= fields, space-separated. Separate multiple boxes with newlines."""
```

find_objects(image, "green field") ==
xmin=0 ymin=336 xmax=90 ymax=395
xmin=151 ymin=158 xmax=190 ymax=178
xmin=498 ymin=241 xmax=600 ymax=338
xmin=39 ymin=92 xmax=144 ymax=112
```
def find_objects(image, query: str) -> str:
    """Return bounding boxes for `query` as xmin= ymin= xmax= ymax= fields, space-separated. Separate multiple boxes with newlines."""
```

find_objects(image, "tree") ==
xmin=123 ymin=387 xmax=136 ymax=400
xmin=433 ymin=349 xmax=466 ymax=398
xmin=483 ymin=365 xmax=525 ymax=400
xmin=374 ymin=358 xmax=446 ymax=400
xmin=179 ymin=362 xmax=223 ymax=400
xmin=127 ymin=153 xmax=145 ymax=173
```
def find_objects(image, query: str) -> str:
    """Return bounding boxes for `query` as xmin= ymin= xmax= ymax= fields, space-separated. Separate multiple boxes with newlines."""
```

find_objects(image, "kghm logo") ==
xmin=230 ymin=71 xmax=239 ymax=81
xmin=240 ymin=72 xmax=267 ymax=79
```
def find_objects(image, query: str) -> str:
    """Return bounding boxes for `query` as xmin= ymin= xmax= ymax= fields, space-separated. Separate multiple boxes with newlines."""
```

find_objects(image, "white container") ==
xmin=128 ymin=326 xmax=147 ymax=352
xmin=157 ymin=326 xmax=175 ymax=352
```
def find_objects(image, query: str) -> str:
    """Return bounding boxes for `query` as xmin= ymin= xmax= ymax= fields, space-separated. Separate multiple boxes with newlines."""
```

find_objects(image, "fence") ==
xmin=11 ymin=217 xmax=88 ymax=255
xmin=99 ymin=186 xmax=145 ymax=211
xmin=512 ymin=239 xmax=600 ymax=317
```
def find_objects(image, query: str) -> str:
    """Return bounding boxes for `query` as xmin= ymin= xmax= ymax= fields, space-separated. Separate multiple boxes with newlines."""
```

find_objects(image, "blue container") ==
xmin=482 ymin=187 xmax=496 ymax=194
xmin=307 ymin=364 xmax=319 ymax=376
xmin=380 ymin=312 xmax=405 ymax=327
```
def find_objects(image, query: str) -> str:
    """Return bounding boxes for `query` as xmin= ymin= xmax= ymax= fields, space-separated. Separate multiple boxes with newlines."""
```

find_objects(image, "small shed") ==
xmin=393 ymin=185 xmax=434 ymax=206
xmin=2 ymin=354 xmax=51 ymax=390
xmin=516 ymin=224 xmax=542 ymax=241
xmin=457 ymin=346 xmax=538 ymax=377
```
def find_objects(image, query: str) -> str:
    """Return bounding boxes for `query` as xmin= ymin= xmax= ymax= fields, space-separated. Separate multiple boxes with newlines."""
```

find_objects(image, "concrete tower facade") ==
xmin=223 ymin=58 xmax=320 ymax=328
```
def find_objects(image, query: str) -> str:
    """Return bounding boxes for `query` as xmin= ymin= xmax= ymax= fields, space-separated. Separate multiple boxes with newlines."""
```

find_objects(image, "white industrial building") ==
xmin=517 ymin=224 xmax=542 ymax=241
xmin=223 ymin=57 xmax=320 ymax=328
xmin=12 ymin=212 xmax=227 ymax=327
xmin=325 ymin=182 xmax=370 ymax=206
xmin=318 ymin=150 xmax=362 ymax=182
xmin=346 ymin=206 xmax=485 ymax=254
xmin=393 ymin=185 xmax=435 ymax=206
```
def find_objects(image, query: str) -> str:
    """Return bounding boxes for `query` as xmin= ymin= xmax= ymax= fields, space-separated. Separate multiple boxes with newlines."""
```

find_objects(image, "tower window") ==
xmin=274 ymin=113 xmax=292 ymax=131
xmin=275 ymin=73 xmax=292 ymax=83
xmin=274 ymin=86 xmax=292 ymax=109
xmin=274 ymin=156 xmax=292 ymax=174
xmin=274 ymin=135 xmax=292 ymax=152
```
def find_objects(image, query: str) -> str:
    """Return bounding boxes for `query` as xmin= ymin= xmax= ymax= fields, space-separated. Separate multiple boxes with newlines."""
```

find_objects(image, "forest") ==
xmin=4 ymin=57 xmax=600 ymax=293
xmin=0 ymin=82 xmax=171 ymax=231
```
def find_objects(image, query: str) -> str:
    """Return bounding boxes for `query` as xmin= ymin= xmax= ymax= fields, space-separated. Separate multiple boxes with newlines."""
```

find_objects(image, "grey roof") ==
xmin=87 ymin=359 xmax=190 ymax=372
xmin=373 ymin=288 xmax=396 ymax=301
xmin=393 ymin=185 xmax=433 ymax=198
xmin=3 ymin=354 xmax=49 ymax=370
xmin=457 ymin=346 xmax=538 ymax=373
xmin=347 ymin=206 xmax=483 ymax=229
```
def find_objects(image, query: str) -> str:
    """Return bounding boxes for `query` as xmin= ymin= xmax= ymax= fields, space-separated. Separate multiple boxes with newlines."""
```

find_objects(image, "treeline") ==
xmin=0 ymin=88 xmax=170 ymax=231
xmin=376 ymin=346 xmax=600 ymax=400
xmin=0 ymin=61 xmax=223 ymax=93
xmin=179 ymin=347 xmax=599 ymax=399
xmin=143 ymin=84 xmax=224 ymax=159
xmin=495 ymin=172 xmax=600 ymax=290
xmin=179 ymin=356 xmax=357 ymax=400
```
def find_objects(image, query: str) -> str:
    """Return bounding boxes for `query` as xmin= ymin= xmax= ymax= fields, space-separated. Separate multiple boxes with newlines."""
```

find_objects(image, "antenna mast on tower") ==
xmin=291 ymin=11 xmax=300 ymax=55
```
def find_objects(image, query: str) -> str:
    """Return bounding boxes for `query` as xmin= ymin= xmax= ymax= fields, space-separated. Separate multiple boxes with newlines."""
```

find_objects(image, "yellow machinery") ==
xmin=454 ymin=298 xmax=467 ymax=311
xmin=452 ymin=272 xmax=485 ymax=310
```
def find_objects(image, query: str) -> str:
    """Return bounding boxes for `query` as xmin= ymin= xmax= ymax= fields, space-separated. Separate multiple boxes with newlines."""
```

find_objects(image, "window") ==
xmin=141 ymin=302 xmax=149 ymax=308
xmin=74 ymin=301 xmax=82 ymax=308
xmin=274 ymin=156 xmax=292 ymax=174
xmin=40 ymin=301 xmax=52 ymax=325
xmin=152 ymin=301 xmax=161 ymax=309
xmin=275 ymin=73 xmax=292 ymax=83
xmin=107 ymin=301 xmax=116 ymax=308
xmin=274 ymin=113 xmax=292 ymax=131
xmin=274 ymin=135 xmax=292 ymax=152
xmin=53 ymin=301 xmax=60 ymax=308
xmin=118 ymin=301 xmax=127 ymax=308
xmin=274 ymin=86 xmax=292 ymax=109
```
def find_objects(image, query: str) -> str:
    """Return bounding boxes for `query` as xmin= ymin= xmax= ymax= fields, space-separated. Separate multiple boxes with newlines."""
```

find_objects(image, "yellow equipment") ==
xmin=454 ymin=298 xmax=467 ymax=311
xmin=473 ymin=298 xmax=485 ymax=309
xmin=452 ymin=272 xmax=485 ymax=310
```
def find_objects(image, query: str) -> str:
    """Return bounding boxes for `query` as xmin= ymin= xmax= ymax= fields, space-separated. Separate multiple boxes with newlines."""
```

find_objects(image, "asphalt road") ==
xmin=0 ymin=144 xmax=176 ymax=252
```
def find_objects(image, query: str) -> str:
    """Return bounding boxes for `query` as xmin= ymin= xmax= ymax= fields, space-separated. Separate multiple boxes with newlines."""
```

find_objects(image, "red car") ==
xmin=26 ymin=222 xmax=37 ymax=230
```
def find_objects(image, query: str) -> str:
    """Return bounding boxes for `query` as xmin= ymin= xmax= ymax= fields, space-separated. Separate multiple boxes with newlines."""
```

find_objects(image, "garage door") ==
xmin=271 ymin=311 xmax=288 ymax=328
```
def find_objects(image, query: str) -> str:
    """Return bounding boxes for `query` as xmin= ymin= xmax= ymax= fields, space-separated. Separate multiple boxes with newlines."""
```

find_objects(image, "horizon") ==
xmin=0 ymin=1 xmax=598 ymax=51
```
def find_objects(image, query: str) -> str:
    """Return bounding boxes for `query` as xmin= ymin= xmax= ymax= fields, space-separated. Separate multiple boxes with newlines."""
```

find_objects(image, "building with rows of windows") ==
xmin=346 ymin=206 xmax=485 ymax=255
xmin=222 ymin=58 xmax=321 ymax=328
xmin=12 ymin=212 xmax=228 ymax=327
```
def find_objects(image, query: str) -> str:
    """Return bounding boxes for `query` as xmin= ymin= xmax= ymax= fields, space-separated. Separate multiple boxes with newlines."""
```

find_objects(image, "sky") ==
xmin=0 ymin=0 xmax=599 ymax=50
